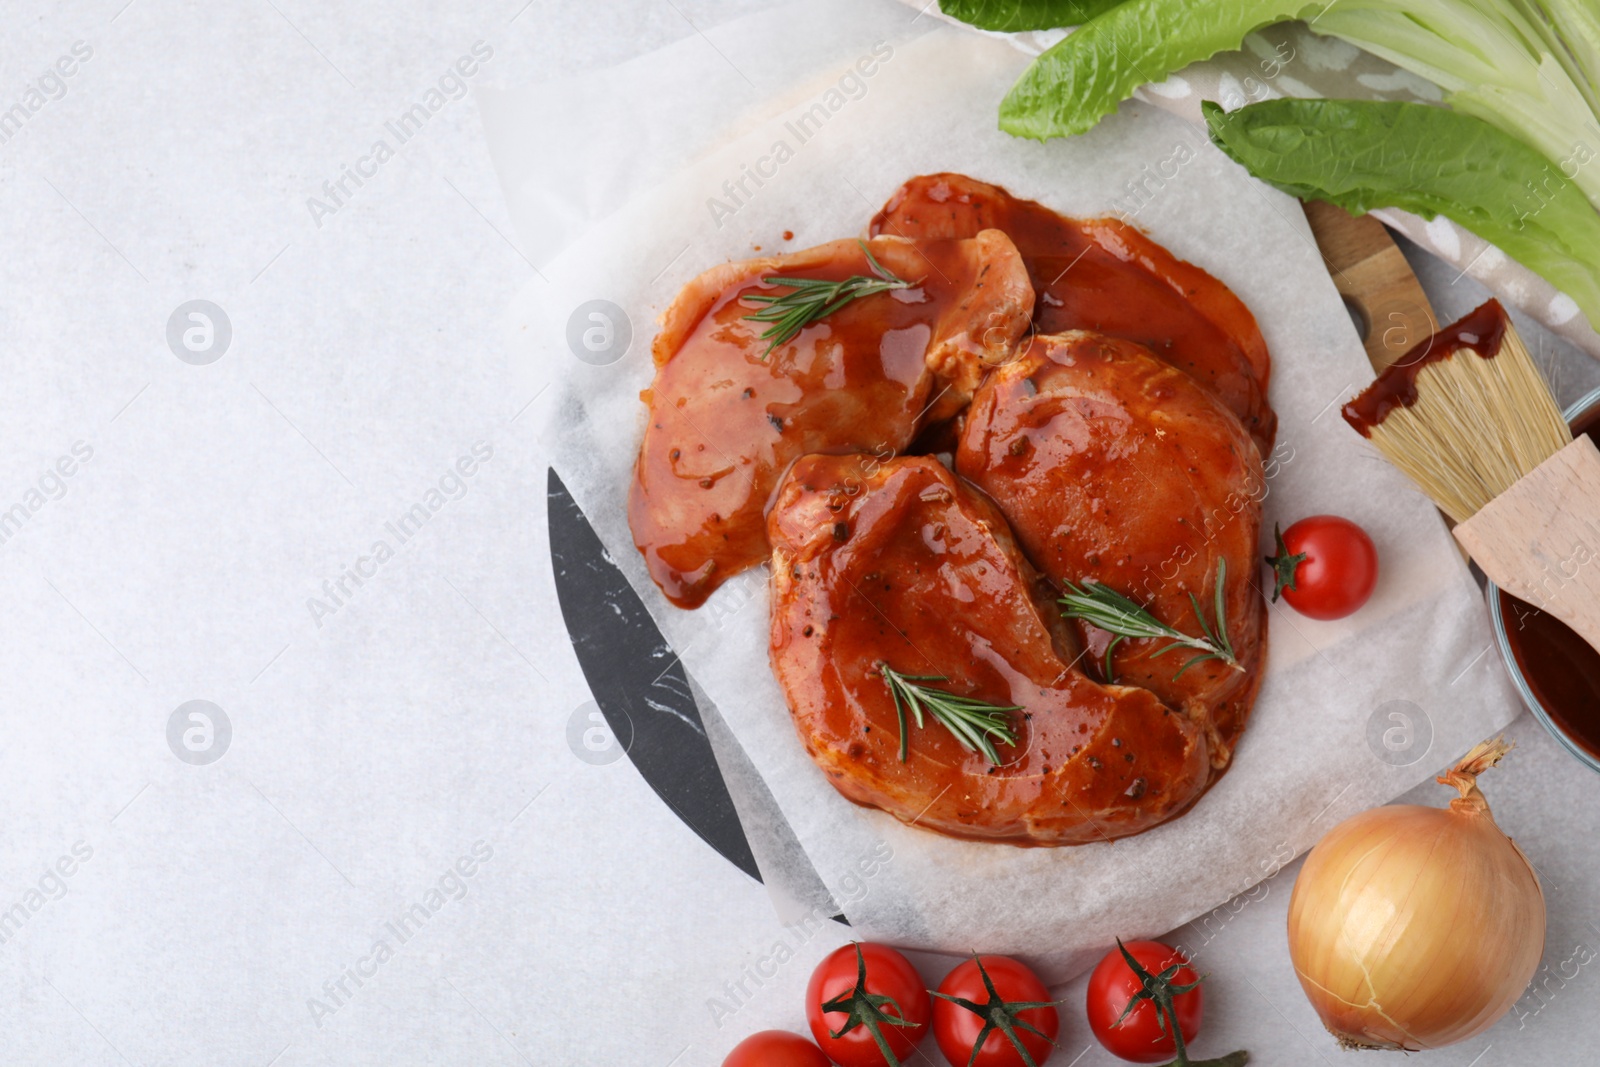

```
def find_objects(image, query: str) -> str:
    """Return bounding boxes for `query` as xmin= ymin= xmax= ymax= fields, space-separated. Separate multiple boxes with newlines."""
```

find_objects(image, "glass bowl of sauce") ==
xmin=1488 ymin=384 xmax=1600 ymax=774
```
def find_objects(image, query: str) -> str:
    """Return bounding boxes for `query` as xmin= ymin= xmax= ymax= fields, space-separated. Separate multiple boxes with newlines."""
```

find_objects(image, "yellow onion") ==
xmin=1286 ymin=737 xmax=1545 ymax=1050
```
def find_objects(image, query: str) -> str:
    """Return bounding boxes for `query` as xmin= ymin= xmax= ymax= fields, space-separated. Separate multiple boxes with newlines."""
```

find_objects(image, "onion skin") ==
xmin=1286 ymin=739 xmax=1545 ymax=1050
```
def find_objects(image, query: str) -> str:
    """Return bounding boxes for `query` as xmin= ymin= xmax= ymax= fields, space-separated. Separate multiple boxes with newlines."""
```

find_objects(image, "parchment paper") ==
xmin=503 ymin=23 xmax=1521 ymax=981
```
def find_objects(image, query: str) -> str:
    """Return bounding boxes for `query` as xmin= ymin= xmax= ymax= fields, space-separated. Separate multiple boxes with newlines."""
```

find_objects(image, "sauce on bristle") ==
xmin=1342 ymin=299 xmax=1510 ymax=436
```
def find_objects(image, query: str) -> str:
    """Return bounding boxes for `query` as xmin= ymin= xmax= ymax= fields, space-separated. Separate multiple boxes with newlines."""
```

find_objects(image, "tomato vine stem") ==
xmin=929 ymin=954 xmax=1061 ymax=1067
xmin=1111 ymin=939 xmax=1249 ymax=1067
xmin=1264 ymin=523 xmax=1308 ymax=603
xmin=820 ymin=942 xmax=921 ymax=1067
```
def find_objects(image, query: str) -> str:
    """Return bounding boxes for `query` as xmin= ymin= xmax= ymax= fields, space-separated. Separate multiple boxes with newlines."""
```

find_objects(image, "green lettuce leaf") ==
xmin=992 ymin=0 xmax=1600 ymax=213
xmin=1314 ymin=4 xmax=1600 ymax=209
xmin=1546 ymin=0 xmax=1600 ymax=112
xmin=1204 ymin=98 xmax=1600 ymax=332
xmin=938 ymin=0 xmax=1128 ymax=30
xmin=996 ymin=0 xmax=1324 ymax=140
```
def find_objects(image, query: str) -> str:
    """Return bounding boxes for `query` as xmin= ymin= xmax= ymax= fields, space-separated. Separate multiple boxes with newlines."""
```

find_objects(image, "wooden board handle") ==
xmin=1301 ymin=200 xmax=1436 ymax=374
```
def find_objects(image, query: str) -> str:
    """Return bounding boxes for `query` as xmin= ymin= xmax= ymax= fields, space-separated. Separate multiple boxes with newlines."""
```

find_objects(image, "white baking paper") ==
xmin=504 ymin=23 xmax=1521 ymax=982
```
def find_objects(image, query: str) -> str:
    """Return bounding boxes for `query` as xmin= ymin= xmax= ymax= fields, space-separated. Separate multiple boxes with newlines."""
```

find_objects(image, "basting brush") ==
xmin=1342 ymin=298 xmax=1600 ymax=649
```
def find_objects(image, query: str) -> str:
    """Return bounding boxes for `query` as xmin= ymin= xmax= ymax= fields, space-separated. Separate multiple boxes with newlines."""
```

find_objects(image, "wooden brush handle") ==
xmin=1454 ymin=435 xmax=1600 ymax=651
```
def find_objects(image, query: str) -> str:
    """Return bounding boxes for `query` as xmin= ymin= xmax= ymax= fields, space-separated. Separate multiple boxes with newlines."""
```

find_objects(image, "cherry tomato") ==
xmin=932 ymin=955 xmax=1060 ymax=1067
xmin=1265 ymin=516 xmax=1378 ymax=620
xmin=807 ymin=942 xmax=931 ymax=1067
xmin=723 ymin=1030 xmax=831 ymax=1067
xmin=1086 ymin=941 xmax=1202 ymax=1064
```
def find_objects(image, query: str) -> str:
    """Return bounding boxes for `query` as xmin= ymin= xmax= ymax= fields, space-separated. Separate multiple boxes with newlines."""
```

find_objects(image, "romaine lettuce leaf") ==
xmin=1315 ymin=4 xmax=1600 ymax=209
xmin=992 ymin=0 xmax=1600 ymax=213
xmin=1530 ymin=0 xmax=1600 ymax=116
xmin=1204 ymin=98 xmax=1600 ymax=332
xmin=937 ymin=0 xmax=1127 ymax=30
xmin=996 ymin=0 xmax=1325 ymax=140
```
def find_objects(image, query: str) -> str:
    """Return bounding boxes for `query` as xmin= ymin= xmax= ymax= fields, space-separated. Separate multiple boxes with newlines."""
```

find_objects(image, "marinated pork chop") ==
xmin=956 ymin=333 xmax=1266 ymax=765
xmin=630 ymin=232 xmax=1034 ymax=608
xmin=768 ymin=453 xmax=1212 ymax=845
xmin=871 ymin=173 xmax=1275 ymax=454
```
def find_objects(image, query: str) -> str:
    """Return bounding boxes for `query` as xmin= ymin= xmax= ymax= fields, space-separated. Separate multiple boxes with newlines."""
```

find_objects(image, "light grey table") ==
xmin=1 ymin=2 xmax=1594 ymax=1064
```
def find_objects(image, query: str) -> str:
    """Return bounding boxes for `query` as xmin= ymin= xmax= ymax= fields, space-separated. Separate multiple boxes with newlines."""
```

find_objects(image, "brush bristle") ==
xmin=1364 ymin=325 xmax=1569 ymax=524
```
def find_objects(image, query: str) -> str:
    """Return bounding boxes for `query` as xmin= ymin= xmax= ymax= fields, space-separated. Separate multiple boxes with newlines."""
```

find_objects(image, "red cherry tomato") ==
xmin=723 ymin=1030 xmax=831 ymax=1067
xmin=806 ymin=942 xmax=931 ymax=1067
xmin=932 ymin=955 xmax=1060 ymax=1067
xmin=1086 ymin=941 xmax=1202 ymax=1064
xmin=1266 ymin=516 xmax=1378 ymax=620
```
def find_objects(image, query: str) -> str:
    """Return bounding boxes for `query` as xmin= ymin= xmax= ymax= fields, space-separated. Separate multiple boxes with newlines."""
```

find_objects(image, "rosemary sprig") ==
xmin=741 ymin=240 xmax=914 ymax=358
xmin=1058 ymin=560 xmax=1242 ymax=682
xmin=878 ymin=663 xmax=1020 ymax=766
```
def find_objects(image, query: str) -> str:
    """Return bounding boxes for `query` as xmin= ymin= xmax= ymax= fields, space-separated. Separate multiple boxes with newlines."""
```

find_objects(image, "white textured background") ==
xmin=1 ymin=2 xmax=1597 ymax=1065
